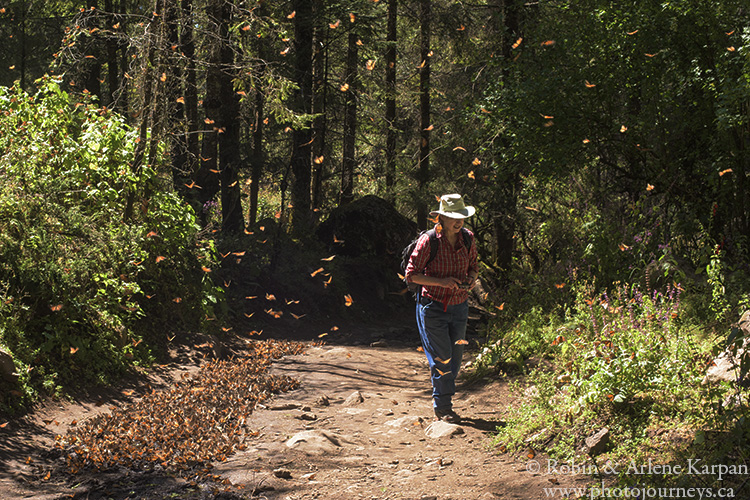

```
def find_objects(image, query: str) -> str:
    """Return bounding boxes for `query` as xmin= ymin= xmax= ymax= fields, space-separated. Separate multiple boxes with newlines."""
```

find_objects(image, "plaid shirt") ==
xmin=405 ymin=228 xmax=478 ymax=306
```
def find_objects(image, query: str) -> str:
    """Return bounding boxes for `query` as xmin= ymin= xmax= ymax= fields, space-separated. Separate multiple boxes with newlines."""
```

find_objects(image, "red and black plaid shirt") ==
xmin=404 ymin=228 xmax=478 ymax=306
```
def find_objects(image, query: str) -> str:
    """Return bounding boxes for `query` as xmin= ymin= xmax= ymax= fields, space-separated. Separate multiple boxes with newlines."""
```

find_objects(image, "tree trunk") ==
xmin=81 ymin=1 xmax=103 ymax=100
xmin=340 ymin=31 xmax=358 ymax=206
xmin=248 ymin=8 xmax=267 ymax=226
xmin=192 ymin=0 xmax=224 ymax=223
xmin=289 ymin=0 xmax=314 ymax=234
xmin=492 ymin=0 xmax=522 ymax=271
xmin=142 ymin=0 xmax=171 ymax=214
xmin=104 ymin=0 xmax=119 ymax=109
xmin=417 ymin=0 xmax=431 ymax=230
xmin=492 ymin=177 xmax=519 ymax=272
xmin=219 ymin=74 xmax=245 ymax=234
xmin=19 ymin=1 xmax=27 ymax=90
xmin=117 ymin=5 xmax=130 ymax=116
xmin=166 ymin=1 xmax=187 ymax=188
xmin=217 ymin=0 xmax=244 ymax=234
xmin=167 ymin=0 xmax=198 ymax=199
xmin=731 ymin=102 xmax=749 ymax=249
xmin=500 ymin=0 xmax=521 ymax=62
xmin=311 ymin=0 xmax=328 ymax=214
xmin=124 ymin=0 xmax=162 ymax=221
xmin=181 ymin=0 xmax=200 ymax=181
xmin=248 ymin=70 xmax=264 ymax=226
xmin=384 ymin=0 xmax=397 ymax=203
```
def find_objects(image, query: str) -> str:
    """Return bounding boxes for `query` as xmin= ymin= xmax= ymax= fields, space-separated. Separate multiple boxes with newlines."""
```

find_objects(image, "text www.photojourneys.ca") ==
xmin=543 ymin=485 xmax=736 ymax=499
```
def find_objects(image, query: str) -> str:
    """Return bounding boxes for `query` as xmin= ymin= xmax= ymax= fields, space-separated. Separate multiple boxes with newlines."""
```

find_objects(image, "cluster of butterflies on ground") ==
xmin=49 ymin=339 xmax=304 ymax=492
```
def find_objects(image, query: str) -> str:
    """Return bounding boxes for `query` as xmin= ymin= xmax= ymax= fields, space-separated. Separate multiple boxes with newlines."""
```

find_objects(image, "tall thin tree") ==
xmin=215 ymin=0 xmax=243 ymax=233
xmin=384 ymin=0 xmax=398 ymax=203
xmin=248 ymin=0 xmax=268 ymax=226
xmin=82 ymin=1 xmax=102 ymax=101
xmin=193 ymin=0 xmax=223 ymax=224
xmin=166 ymin=1 xmax=187 ymax=189
xmin=181 ymin=0 xmax=200 ymax=181
xmin=340 ymin=30 xmax=358 ymax=205
xmin=103 ymin=0 xmax=119 ymax=109
xmin=417 ymin=0 xmax=431 ymax=229
xmin=492 ymin=0 xmax=522 ymax=271
xmin=311 ymin=0 xmax=328 ymax=214
xmin=289 ymin=0 xmax=314 ymax=234
xmin=125 ymin=0 xmax=164 ymax=221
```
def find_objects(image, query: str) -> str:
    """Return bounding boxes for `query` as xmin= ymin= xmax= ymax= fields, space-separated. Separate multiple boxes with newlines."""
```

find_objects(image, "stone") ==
xmin=702 ymin=311 xmax=750 ymax=385
xmin=738 ymin=309 xmax=750 ymax=333
xmin=316 ymin=195 xmax=417 ymax=259
xmin=341 ymin=407 xmax=366 ymax=415
xmin=584 ymin=428 xmax=610 ymax=455
xmin=524 ymin=428 xmax=548 ymax=443
xmin=424 ymin=421 xmax=464 ymax=438
xmin=385 ymin=415 xmax=423 ymax=429
xmin=373 ymin=408 xmax=395 ymax=417
xmin=0 ymin=348 xmax=18 ymax=383
xmin=285 ymin=430 xmax=345 ymax=455
xmin=703 ymin=352 xmax=741 ymax=384
xmin=524 ymin=386 xmax=539 ymax=398
xmin=342 ymin=391 xmax=365 ymax=406
xmin=273 ymin=468 xmax=292 ymax=479
xmin=295 ymin=412 xmax=318 ymax=421
xmin=723 ymin=393 xmax=748 ymax=409
xmin=425 ymin=457 xmax=452 ymax=468
xmin=268 ymin=403 xmax=301 ymax=411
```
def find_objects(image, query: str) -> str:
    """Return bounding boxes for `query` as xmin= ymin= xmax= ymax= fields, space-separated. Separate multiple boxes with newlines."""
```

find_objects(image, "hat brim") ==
xmin=430 ymin=206 xmax=476 ymax=219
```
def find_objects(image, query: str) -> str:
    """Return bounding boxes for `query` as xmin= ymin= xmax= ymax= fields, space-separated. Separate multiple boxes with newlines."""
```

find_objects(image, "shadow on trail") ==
xmin=0 ymin=417 xmax=52 ymax=477
xmin=273 ymin=358 xmax=425 ymax=390
xmin=461 ymin=416 xmax=506 ymax=433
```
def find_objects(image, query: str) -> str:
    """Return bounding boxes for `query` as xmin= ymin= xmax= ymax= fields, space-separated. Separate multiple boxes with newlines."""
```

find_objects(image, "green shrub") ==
xmin=491 ymin=282 xmax=716 ymax=462
xmin=0 ymin=77 xmax=221 ymax=411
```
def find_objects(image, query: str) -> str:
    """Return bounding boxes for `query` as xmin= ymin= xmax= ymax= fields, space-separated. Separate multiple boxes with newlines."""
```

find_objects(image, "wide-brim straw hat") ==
xmin=430 ymin=194 xmax=476 ymax=219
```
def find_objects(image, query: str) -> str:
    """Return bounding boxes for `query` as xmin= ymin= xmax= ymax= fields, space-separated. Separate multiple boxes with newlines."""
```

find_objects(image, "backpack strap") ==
xmin=411 ymin=229 xmax=438 ymax=299
xmin=424 ymin=229 xmax=439 ymax=269
xmin=460 ymin=227 xmax=472 ymax=251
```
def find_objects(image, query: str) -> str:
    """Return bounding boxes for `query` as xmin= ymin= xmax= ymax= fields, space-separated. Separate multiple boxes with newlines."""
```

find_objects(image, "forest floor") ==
xmin=0 ymin=308 xmax=594 ymax=500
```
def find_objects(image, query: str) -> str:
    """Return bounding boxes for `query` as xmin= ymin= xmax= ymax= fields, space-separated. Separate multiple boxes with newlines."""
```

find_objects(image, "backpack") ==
xmin=400 ymin=228 xmax=472 ymax=298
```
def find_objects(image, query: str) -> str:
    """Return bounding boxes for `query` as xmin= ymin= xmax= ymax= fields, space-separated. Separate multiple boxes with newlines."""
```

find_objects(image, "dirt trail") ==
xmin=0 ymin=319 xmax=591 ymax=499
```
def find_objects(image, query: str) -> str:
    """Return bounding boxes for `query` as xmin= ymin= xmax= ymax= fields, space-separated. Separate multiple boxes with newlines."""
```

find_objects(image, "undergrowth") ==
xmin=477 ymin=279 xmax=749 ymax=493
xmin=0 ymin=77 xmax=222 ymax=412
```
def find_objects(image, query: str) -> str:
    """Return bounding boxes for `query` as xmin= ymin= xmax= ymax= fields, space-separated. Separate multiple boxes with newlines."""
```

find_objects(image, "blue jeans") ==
xmin=416 ymin=297 xmax=468 ymax=412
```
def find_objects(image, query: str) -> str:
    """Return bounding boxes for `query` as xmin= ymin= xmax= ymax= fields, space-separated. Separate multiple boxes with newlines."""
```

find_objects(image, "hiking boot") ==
xmin=435 ymin=408 xmax=462 ymax=424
